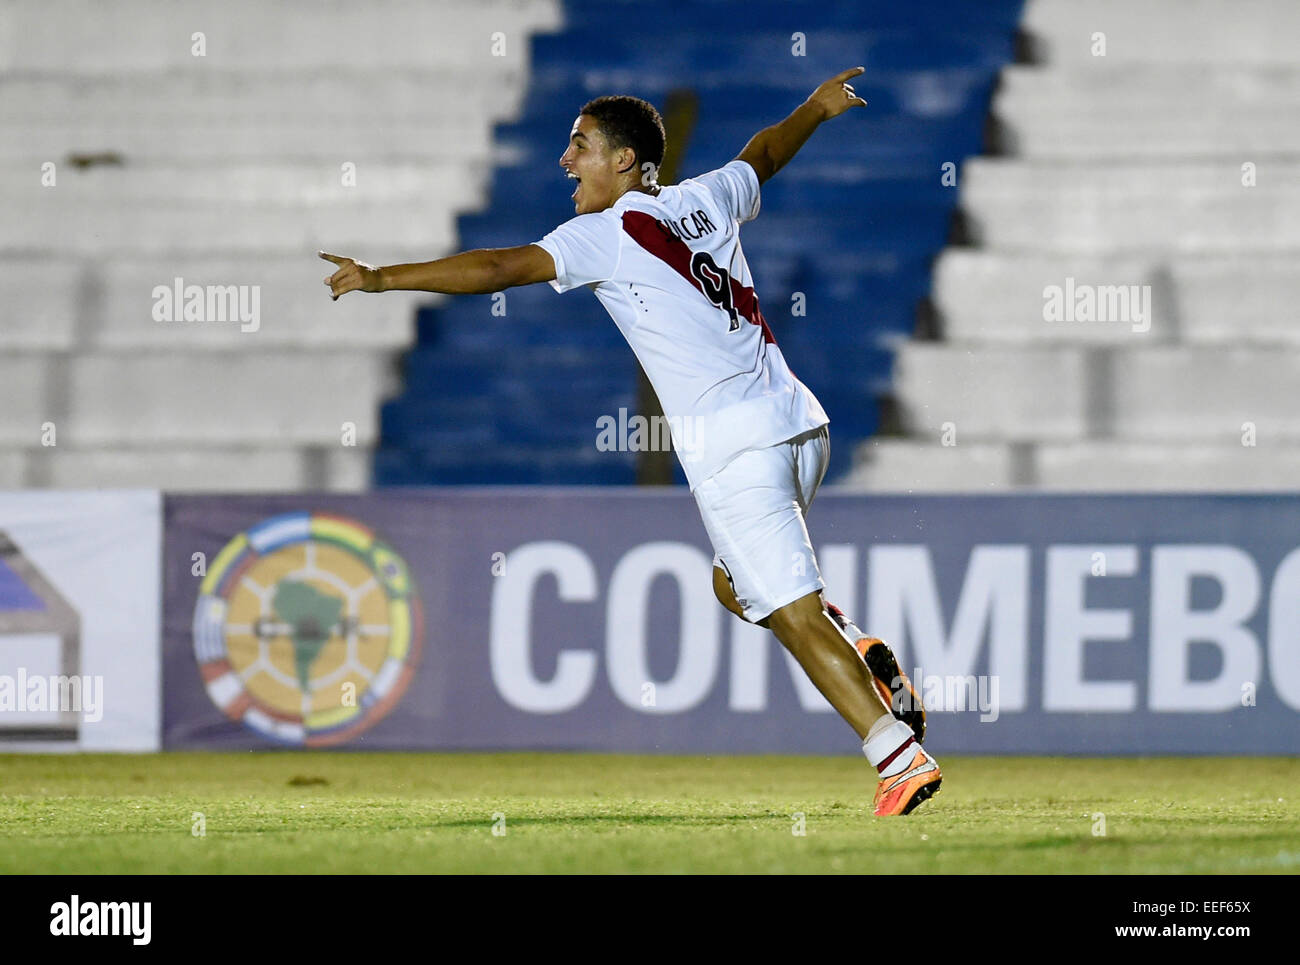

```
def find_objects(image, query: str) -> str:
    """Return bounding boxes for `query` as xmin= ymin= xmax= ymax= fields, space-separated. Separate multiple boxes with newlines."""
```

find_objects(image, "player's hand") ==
xmin=806 ymin=67 xmax=868 ymax=121
xmin=319 ymin=251 xmax=383 ymax=300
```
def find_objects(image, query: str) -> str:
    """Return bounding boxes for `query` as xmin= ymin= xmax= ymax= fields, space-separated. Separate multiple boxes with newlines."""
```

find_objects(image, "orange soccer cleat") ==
xmin=823 ymin=603 xmax=926 ymax=743
xmin=857 ymin=637 xmax=926 ymax=744
xmin=873 ymin=744 xmax=943 ymax=817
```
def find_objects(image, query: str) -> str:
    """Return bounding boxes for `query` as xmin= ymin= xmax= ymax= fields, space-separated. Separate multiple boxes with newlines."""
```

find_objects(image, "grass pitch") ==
xmin=1 ymin=753 xmax=1296 ymax=874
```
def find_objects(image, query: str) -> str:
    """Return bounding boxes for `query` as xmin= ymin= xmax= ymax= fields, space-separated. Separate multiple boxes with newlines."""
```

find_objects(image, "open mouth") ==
xmin=567 ymin=171 xmax=581 ymax=200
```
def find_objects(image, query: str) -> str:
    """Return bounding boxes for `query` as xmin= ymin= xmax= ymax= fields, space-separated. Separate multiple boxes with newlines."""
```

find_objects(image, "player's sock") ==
xmin=824 ymin=601 xmax=865 ymax=641
xmin=866 ymin=713 xmax=895 ymax=741
xmin=862 ymin=718 xmax=918 ymax=778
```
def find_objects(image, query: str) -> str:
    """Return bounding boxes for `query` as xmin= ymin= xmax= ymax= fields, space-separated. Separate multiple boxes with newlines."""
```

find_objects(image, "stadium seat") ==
xmin=1020 ymin=0 xmax=1299 ymax=66
xmin=93 ymin=256 xmax=421 ymax=350
xmin=843 ymin=438 xmax=1018 ymax=491
xmin=993 ymin=67 xmax=1300 ymax=159
xmin=0 ymin=0 xmax=560 ymax=490
xmin=65 ymin=353 xmax=392 ymax=445
xmin=1036 ymin=441 xmax=1300 ymax=490
xmin=380 ymin=1 xmax=1024 ymax=486
xmin=561 ymin=0 xmax=1025 ymax=34
xmin=932 ymin=251 xmax=1172 ymax=344
xmin=892 ymin=343 xmax=1089 ymax=442
xmin=960 ymin=168 xmax=1299 ymax=254
xmin=1173 ymin=257 xmax=1300 ymax=345
xmin=1111 ymin=348 xmax=1300 ymax=441
xmin=0 ymin=357 xmax=51 ymax=444
xmin=847 ymin=0 xmax=1300 ymax=492
xmin=2 ymin=259 xmax=81 ymax=350
xmin=0 ymin=0 xmax=563 ymax=72
xmin=42 ymin=447 xmax=308 ymax=491
xmin=1 ymin=0 xmax=1028 ymax=490
xmin=0 ymin=450 xmax=25 ymax=488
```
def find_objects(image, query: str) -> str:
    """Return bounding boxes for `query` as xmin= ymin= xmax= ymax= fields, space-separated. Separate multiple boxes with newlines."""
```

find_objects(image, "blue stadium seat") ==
xmin=531 ymin=31 xmax=1014 ymax=85
xmin=559 ymin=0 xmax=1024 ymax=34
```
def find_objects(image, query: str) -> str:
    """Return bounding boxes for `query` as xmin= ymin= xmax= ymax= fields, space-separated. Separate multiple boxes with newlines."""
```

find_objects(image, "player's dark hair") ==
xmin=579 ymin=95 xmax=666 ymax=175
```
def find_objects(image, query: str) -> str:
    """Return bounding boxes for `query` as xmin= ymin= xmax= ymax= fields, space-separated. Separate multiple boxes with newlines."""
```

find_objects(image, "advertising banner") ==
xmin=0 ymin=490 xmax=161 ymax=751
xmin=162 ymin=491 xmax=1300 ymax=754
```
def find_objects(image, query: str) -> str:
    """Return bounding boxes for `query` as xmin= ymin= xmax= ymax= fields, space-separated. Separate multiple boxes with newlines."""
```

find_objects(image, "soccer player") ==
xmin=321 ymin=67 xmax=939 ymax=816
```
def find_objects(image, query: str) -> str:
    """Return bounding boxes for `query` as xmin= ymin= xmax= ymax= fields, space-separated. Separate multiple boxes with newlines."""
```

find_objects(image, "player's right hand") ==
xmin=807 ymin=67 xmax=868 ymax=121
xmin=319 ymin=251 xmax=383 ymax=299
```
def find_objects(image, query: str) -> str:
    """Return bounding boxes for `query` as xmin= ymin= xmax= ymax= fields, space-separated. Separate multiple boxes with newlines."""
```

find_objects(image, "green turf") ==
xmin=1 ymin=753 xmax=1296 ymax=874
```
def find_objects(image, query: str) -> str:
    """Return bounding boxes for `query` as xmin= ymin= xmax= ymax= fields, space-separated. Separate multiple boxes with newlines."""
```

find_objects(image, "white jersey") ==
xmin=533 ymin=159 xmax=828 ymax=490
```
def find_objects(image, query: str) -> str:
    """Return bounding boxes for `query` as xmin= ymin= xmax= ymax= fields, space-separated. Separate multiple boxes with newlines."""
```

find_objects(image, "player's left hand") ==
xmin=319 ymin=251 xmax=383 ymax=300
xmin=807 ymin=67 xmax=868 ymax=121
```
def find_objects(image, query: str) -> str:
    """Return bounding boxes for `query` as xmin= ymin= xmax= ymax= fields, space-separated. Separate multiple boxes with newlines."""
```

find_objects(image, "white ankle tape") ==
xmin=862 ymin=719 xmax=917 ymax=775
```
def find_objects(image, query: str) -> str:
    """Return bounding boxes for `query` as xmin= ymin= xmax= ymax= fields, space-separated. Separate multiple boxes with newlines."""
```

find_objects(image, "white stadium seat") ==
xmin=996 ymin=66 xmax=1300 ymax=117
xmin=844 ymin=439 xmax=1300 ymax=492
xmin=0 ymin=0 xmax=560 ymax=489
xmin=843 ymin=439 xmax=1018 ymax=491
xmin=0 ymin=0 xmax=562 ymax=72
xmin=0 ymin=161 xmax=483 ymax=204
xmin=1173 ymin=258 xmax=1300 ymax=345
xmin=935 ymin=251 xmax=1300 ymax=348
xmin=2 ymin=260 xmax=82 ymax=350
xmin=1110 ymin=348 xmax=1300 ymax=441
xmin=324 ymin=449 xmax=378 ymax=492
xmin=40 ymin=448 xmax=308 ymax=491
xmin=1036 ymin=442 xmax=1300 ymax=491
xmin=960 ymin=167 xmax=1300 ymax=254
xmin=892 ymin=344 xmax=1089 ymax=442
xmin=25 ymin=445 xmax=372 ymax=491
xmin=92 ymin=256 xmax=424 ymax=350
xmin=0 ymin=356 xmax=54 ymax=445
xmin=933 ymin=251 xmax=1172 ymax=344
xmin=1021 ymin=0 xmax=1300 ymax=66
xmin=0 ymin=451 xmax=26 ymax=488
xmin=64 ymin=352 xmax=395 ymax=445
xmin=0 ymin=116 xmax=498 ymax=163
xmin=847 ymin=0 xmax=1300 ymax=491
xmin=3 ymin=197 xmax=461 ymax=256
xmin=993 ymin=70 xmax=1300 ymax=159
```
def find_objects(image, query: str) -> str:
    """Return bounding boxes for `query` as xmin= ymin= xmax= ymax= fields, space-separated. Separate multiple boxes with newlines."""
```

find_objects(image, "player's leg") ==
xmin=765 ymin=590 xmax=941 ymax=816
xmin=712 ymin=562 xmax=769 ymax=628
xmin=824 ymin=602 xmax=926 ymax=743
xmin=764 ymin=589 xmax=887 ymax=738
xmin=694 ymin=431 xmax=940 ymax=815
xmin=791 ymin=426 xmax=927 ymax=742
xmin=716 ymin=548 xmax=891 ymax=738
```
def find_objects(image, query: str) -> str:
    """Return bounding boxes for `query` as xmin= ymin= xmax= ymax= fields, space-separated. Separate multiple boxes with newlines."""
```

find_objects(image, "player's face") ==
xmin=559 ymin=115 xmax=625 ymax=215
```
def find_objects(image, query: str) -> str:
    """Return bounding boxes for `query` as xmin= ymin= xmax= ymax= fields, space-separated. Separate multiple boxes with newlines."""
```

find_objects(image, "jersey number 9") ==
xmin=689 ymin=251 xmax=740 ymax=332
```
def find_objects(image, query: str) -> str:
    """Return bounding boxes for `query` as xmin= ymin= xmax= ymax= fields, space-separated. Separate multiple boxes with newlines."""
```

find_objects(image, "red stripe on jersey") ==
xmin=621 ymin=210 xmax=776 ymax=344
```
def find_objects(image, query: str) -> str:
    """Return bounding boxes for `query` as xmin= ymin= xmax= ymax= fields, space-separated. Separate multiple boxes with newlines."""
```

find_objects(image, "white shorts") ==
xmin=693 ymin=425 xmax=830 ymax=623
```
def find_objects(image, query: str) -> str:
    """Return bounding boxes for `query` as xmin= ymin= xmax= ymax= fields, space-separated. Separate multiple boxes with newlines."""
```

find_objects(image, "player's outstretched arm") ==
xmin=736 ymin=66 xmax=868 ymax=185
xmin=319 ymin=245 xmax=556 ymax=300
